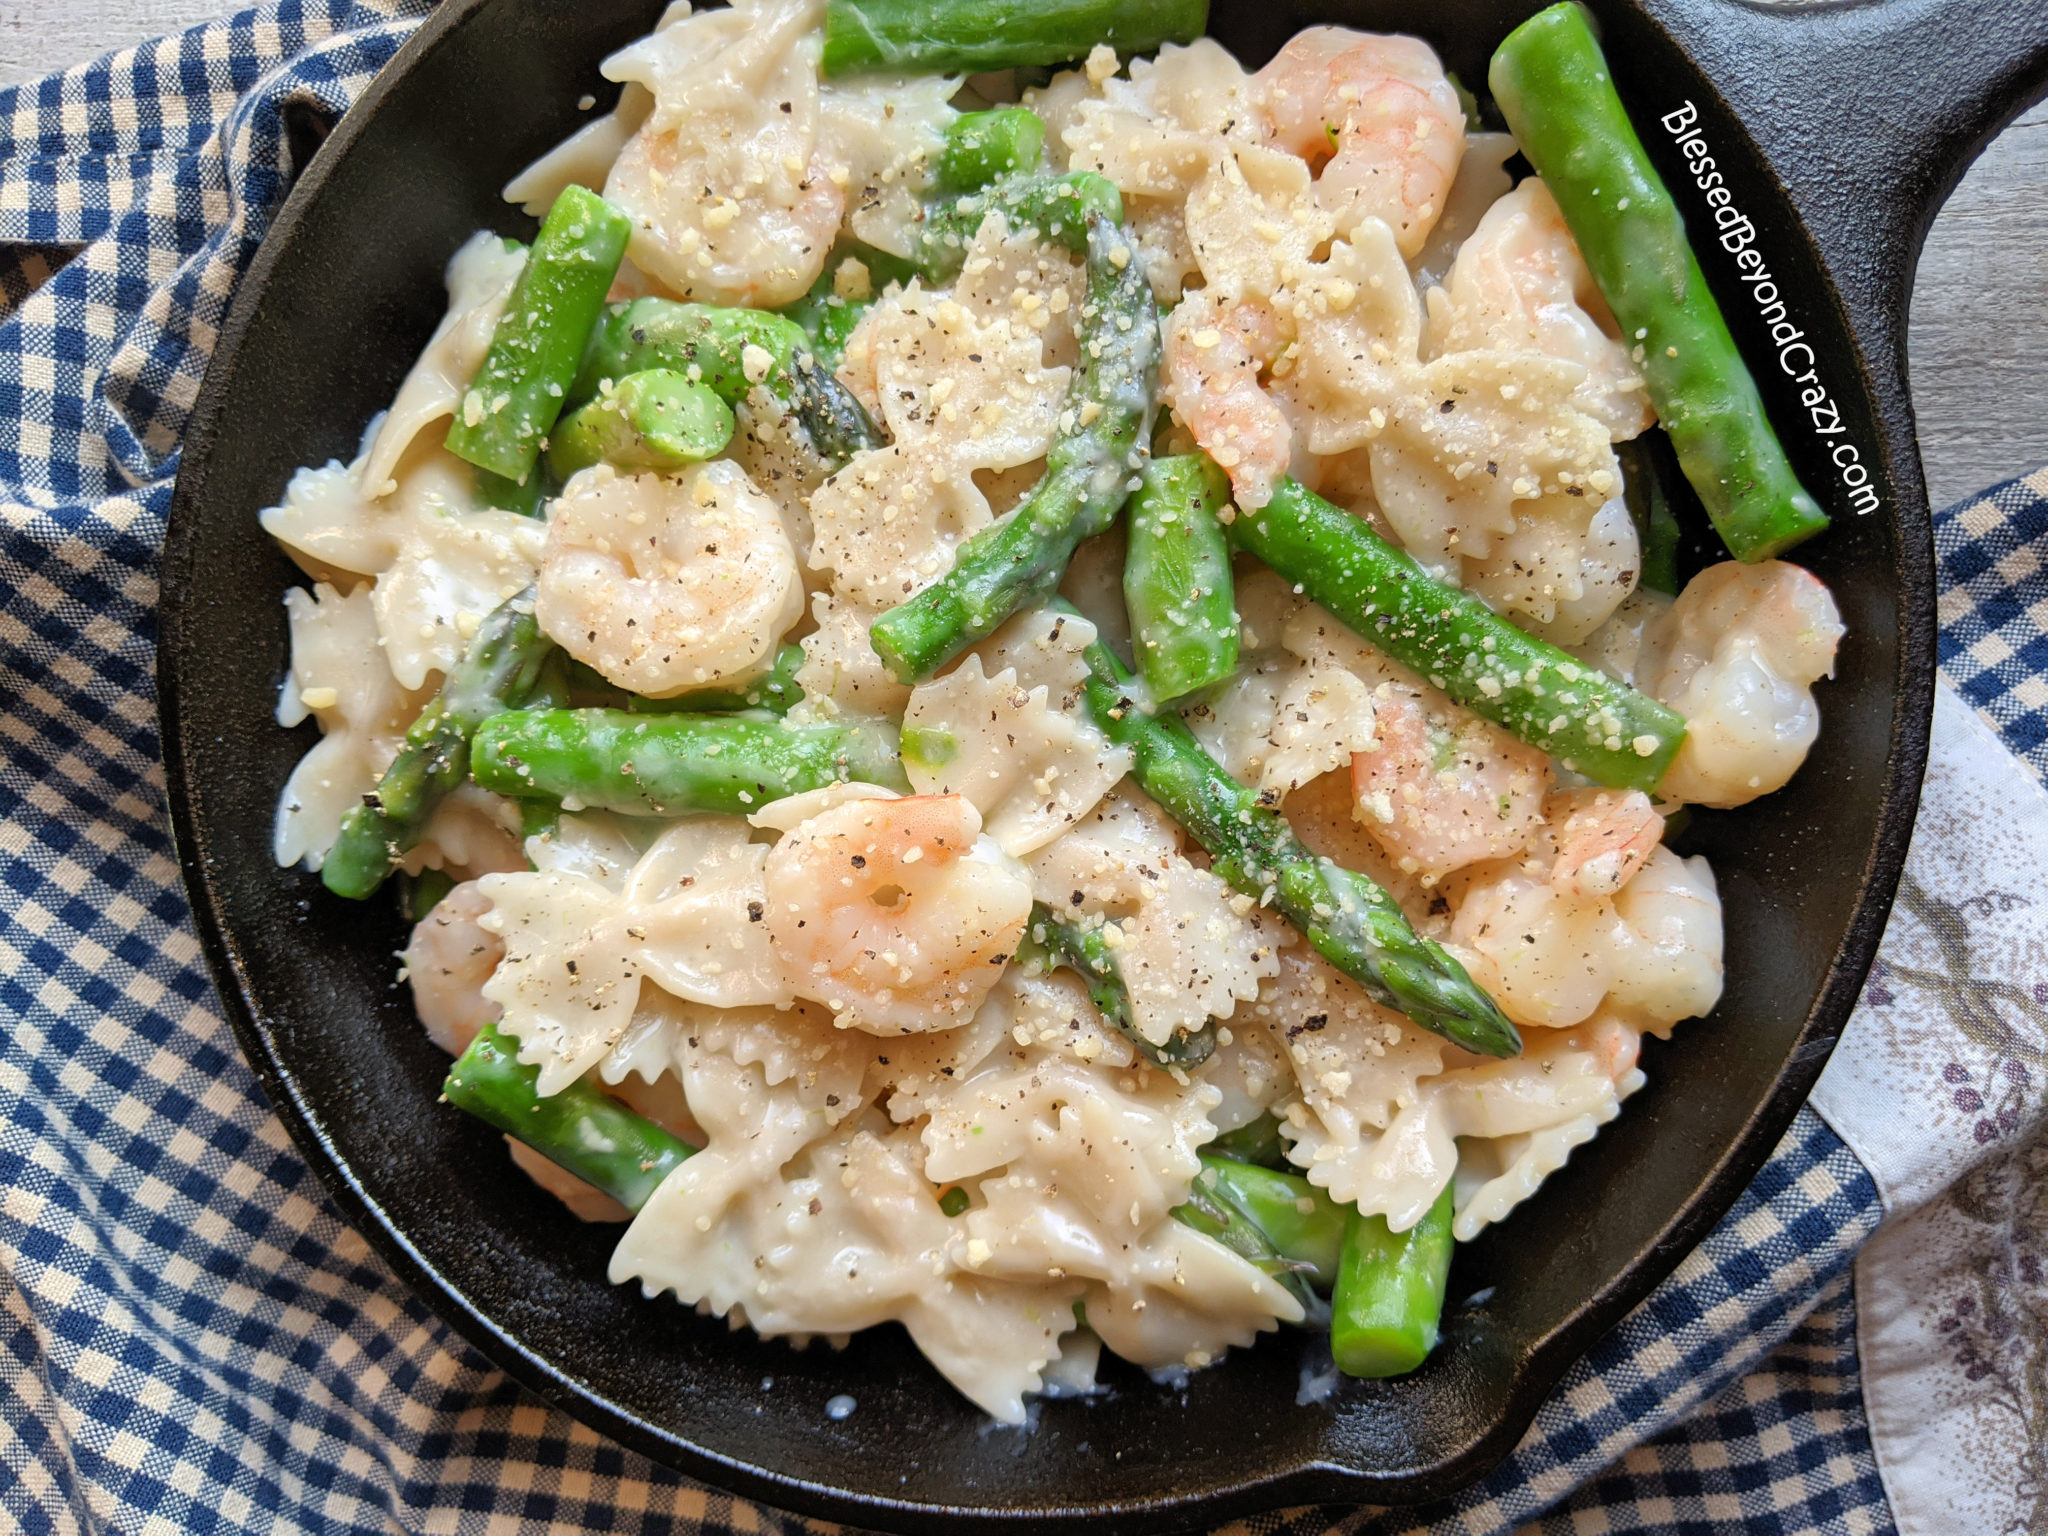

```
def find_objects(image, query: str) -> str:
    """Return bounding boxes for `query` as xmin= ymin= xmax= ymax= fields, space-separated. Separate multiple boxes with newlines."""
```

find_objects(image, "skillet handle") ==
xmin=1646 ymin=0 xmax=2048 ymax=265
xmin=1634 ymin=0 xmax=2048 ymax=479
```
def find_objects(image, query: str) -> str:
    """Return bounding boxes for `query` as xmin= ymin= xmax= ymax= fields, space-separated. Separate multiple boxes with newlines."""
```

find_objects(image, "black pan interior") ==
xmin=158 ymin=0 xmax=1944 ymax=1528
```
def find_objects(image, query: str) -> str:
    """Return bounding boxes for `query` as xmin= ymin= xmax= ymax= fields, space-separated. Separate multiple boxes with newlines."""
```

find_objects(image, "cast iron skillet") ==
xmin=157 ymin=0 xmax=2048 ymax=1527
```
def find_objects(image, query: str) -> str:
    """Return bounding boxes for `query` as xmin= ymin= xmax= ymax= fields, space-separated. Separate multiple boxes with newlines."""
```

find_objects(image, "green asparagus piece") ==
xmin=1231 ymin=477 xmax=1687 ymax=793
xmin=1330 ymin=1185 xmax=1456 ymax=1378
xmin=823 ymin=0 xmax=1208 ymax=76
xmin=470 ymin=708 xmax=908 ymax=817
xmin=1489 ymin=4 xmax=1828 ymax=562
xmin=518 ymin=799 xmax=560 ymax=846
xmin=1017 ymin=903 xmax=1215 ymax=1068
xmin=872 ymin=211 xmax=1158 ymax=682
xmin=938 ymin=1185 xmax=972 ymax=1217
xmin=1618 ymin=433 xmax=1685 ymax=596
xmin=1207 ymin=1111 xmax=1288 ymax=1169
xmin=1124 ymin=453 xmax=1238 ymax=703
xmin=321 ymin=590 xmax=561 ymax=900
xmin=572 ymin=298 xmax=880 ymax=469
xmin=444 ymin=1023 xmax=694 ymax=1213
xmin=404 ymin=867 xmax=457 ymax=923
xmin=1073 ymin=630 xmax=1521 ymax=1057
xmin=938 ymin=108 xmax=1047 ymax=192
xmin=569 ymin=643 xmax=807 ymax=716
xmin=916 ymin=169 xmax=1123 ymax=283
xmin=546 ymin=369 xmax=735 ymax=479
xmin=472 ymin=463 xmax=550 ymax=517
xmin=444 ymin=186 xmax=630 ymax=485
xmin=1179 ymin=1155 xmax=1346 ymax=1292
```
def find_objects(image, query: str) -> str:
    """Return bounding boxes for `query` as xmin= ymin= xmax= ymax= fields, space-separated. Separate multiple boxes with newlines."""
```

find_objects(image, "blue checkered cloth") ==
xmin=1 ymin=4 xmax=2017 ymax=1532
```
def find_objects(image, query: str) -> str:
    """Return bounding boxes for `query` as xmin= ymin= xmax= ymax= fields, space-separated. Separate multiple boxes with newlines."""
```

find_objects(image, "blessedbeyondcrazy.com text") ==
xmin=1662 ymin=101 xmax=1880 ymax=517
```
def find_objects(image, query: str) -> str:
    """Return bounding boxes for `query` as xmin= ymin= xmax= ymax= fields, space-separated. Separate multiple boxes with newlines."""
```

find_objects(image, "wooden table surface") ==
xmin=4 ymin=0 xmax=2044 ymax=512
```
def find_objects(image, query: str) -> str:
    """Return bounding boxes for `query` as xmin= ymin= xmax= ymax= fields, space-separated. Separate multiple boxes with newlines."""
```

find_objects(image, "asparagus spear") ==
xmin=546 ymin=369 xmax=735 ymax=479
xmin=937 ymin=108 xmax=1047 ymax=192
xmin=871 ymin=211 xmax=1159 ymax=682
xmin=404 ymin=867 xmax=457 ymax=923
xmin=822 ymin=0 xmax=1209 ymax=76
xmin=1073 ymin=631 xmax=1521 ymax=1057
xmin=1124 ymin=453 xmax=1238 ymax=703
xmin=1330 ymin=1185 xmax=1456 ymax=1378
xmin=444 ymin=186 xmax=631 ymax=485
xmin=1178 ymin=1155 xmax=1347 ymax=1294
xmin=321 ymin=590 xmax=563 ymax=900
xmin=915 ymin=170 xmax=1123 ymax=283
xmin=572 ymin=298 xmax=881 ymax=468
xmin=1016 ymin=903 xmax=1215 ymax=1068
xmin=444 ymin=1023 xmax=694 ymax=1212
xmin=1231 ymin=477 xmax=1687 ymax=793
xmin=1206 ymin=1111 xmax=1287 ymax=1169
xmin=472 ymin=464 xmax=550 ymax=517
xmin=1490 ymin=3 xmax=1828 ymax=562
xmin=469 ymin=708 xmax=908 ymax=816
xmin=1618 ymin=433 xmax=1685 ymax=596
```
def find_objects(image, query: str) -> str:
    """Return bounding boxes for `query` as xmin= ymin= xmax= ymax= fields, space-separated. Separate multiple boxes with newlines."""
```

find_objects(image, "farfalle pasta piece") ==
xmin=1182 ymin=143 xmax=1331 ymax=305
xmin=1111 ymin=860 xmax=1281 ymax=1047
xmin=1049 ymin=39 xmax=1265 ymax=299
xmin=1023 ymin=787 xmax=1280 ymax=1045
xmin=372 ymin=507 xmax=548 ymax=690
xmin=259 ymin=435 xmax=487 ymax=588
xmin=359 ymin=231 xmax=527 ymax=494
xmin=815 ymin=73 xmax=957 ymax=263
xmin=806 ymin=446 xmax=1002 ymax=609
xmin=1258 ymin=663 xmax=1379 ymax=805
xmin=926 ymin=1041 xmax=1217 ymax=1228
xmin=1252 ymin=945 xmax=1443 ymax=1146
xmin=1288 ymin=215 xmax=1636 ymax=633
xmin=789 ymin=591 xmax=915 ymax=723
xmin=261 ymin=235 xmax=526 ymax=589
xmin=900 ymin=610 xmax=1130 ymax=857
xmin=811 ymin=224 xmax=1073 ymax=607
xmin=1281 ymin=1014 xmax=1625 ymax=1227
xmin=614 ymin=1112 xmax=1079 ymax=1423
xmin=926 ymin=1040 xmax=1299 ymax=1371
xmin=1078 ymin=1220 xmax=1300 ymax=1375
xmin=273 ymin=582 xmax=428 ymax=871
xmin=479 ymin=818 xmax=794 ymax=1094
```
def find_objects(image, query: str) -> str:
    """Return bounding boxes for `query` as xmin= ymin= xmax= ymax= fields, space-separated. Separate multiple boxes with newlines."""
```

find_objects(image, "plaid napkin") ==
xmin=0 ymin=6 xmax=2040 ymax=1534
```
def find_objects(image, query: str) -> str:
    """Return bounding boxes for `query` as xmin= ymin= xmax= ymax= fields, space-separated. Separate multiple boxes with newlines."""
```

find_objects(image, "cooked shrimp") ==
xmin=1161 ymin=289 xmax=1293 ymax=510
xmin=1542 ymin=787 xmax=1663 ymax=900
xmin=401 ymin=881 xmax=504 ymax=1057
xmin=1444 ymin=863 xmax=1618 ymax=1029
xmin=536 ymin=459 xmax=804 ymax=697
xmin=764 ymin=793 xmax=1033 ymax=1035
xmin=1350 ymin=690 xmax=1550 ymax=881
xmin=1254 ymin=27 xmax=1465 ymax=255
xmin=1581 ymin=1014 xmax=1643 ymax=1083
xmin=602 ymin=0 xmax=843 ymax=307
xmin=1638 ymin=560 xmax=1844 ymax=809
xmin=1608 ymin=845 xmax=1723 ymax=1026
xmin=1426 ymin=178 xmax=1652 ymax=439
